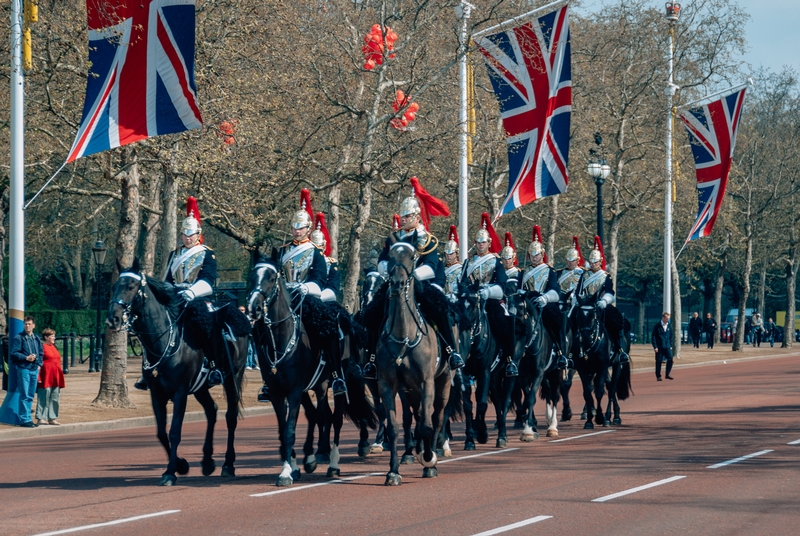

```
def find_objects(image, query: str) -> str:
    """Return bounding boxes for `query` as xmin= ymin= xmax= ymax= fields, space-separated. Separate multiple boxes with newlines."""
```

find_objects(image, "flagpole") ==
xmin=663 ymin=4 xmax=681 ymax=316
xmin=678 ymin=79 xmax=752 ymax=111
xmin=9 ymin=0 xmax=25 ymax=338
xmin=458 ymin=1 xmax=474 ymax=261
xmin=472 ymin=0 xmax=569 ymax=38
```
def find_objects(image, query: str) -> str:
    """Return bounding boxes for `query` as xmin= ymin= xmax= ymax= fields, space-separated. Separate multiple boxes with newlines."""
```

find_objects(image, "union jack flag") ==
xmin=680 ymin=86 xmax=747 ymax=241
xmin=67 ymin=0 xmax=203 ymax=163
xmin=475 ymin=5 xmax=571 ymax=218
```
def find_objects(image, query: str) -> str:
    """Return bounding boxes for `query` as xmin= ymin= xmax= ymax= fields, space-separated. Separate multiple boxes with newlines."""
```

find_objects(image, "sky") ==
xmin=575 ymin=0 xmax=799 ymax=76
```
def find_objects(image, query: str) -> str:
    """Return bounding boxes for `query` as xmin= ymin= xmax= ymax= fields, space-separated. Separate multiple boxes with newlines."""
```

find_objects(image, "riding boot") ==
xmin=613 ymin=329 xmax=630 ymax=364
xmin=505 ymin=356 xmax=519 ymax=377
xmin=363 ymin=329 xmax=379 ymax=380
xmin=257 ymin=383 xmax=270 ymax=403
xmin=417 ymin=286 xmax=463 ymax=370
xmin=207 ymin=368 xmax=224 ymax=388
xmin=134 ymin=375 xmax=149 ymax=391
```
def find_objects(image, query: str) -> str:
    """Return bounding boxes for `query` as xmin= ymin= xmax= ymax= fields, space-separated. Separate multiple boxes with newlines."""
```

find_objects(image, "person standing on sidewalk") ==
xmin=652 ymin=312 xmax=674 ymax=381
xmin=36 ymin=329 xmax=65 ymax=425
xmin=8 ymin=317 xmax=44 ymax=427
xmin=704 ymin=313 xmax=717 ymax=349
xmin=689 ymin=312 xmax=702 ymax=348
xmin=752 ymin=313 xmax=764 ymax=347
xmin=764 ymin=317 xmax=777 ymax=347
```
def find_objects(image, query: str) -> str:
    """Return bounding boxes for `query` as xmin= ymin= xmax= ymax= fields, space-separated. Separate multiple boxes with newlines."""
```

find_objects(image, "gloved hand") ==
xmin=448 ymin=294 xmax=458 ymax=303
xmin=298 ymin=283 xmax=309 ymax=296
xmin=179 ymin=289 xmax=195 ymax=302
xmin=596 ymin=299 xmax=607 ymax=309
xmin=479 ymin=287 xmax=489 ymax=300
xmin=535 ymin=295 xmax=548 ymax=308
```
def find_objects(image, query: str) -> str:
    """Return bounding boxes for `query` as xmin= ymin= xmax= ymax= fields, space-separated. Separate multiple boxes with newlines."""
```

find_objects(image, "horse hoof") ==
xmin=443 ymin=448 xmax=452 ymax=458
xmin=546 ymin=429 xmax=559 ymax=438
xmin=291 ymin=469 xmax=301 ymax=482
xmin=422 ymin=467 xmax=438 ymax=478
xmin=520 ymin=433 xmax=538 ymax=442
xmin=357 ymin=440 xmax=370 ymax=458
xmin=384 ymin=472 xmax=402 ymax=486
xmin=477 ymin=430 xmax=489 ymax=445
xmin=464 ymin=441 xmax=476 ymax=451
xmin=435 ymin=448 xmax=445 ymax=458
xmin=220 ymin=465 xmax=235 ymax=478
xmin=612 ymin=417 xmax=622 ymax=426
xmin=159 ymin=474 xmax=177 ymax=486
xmin=175 ymin=458 xmax=189 ymax=476
xmin=315 ymin=453 xmax=331 ymax=465
xmin=369 ymin=443 xmax=384 ymax=455
xmin=201 ymin=458 xmax=216 ymax=476
xmin=562 ymin=408 xmax=572 ymax=422
xmin=304 ymin=460 xmax=318 ymax=474
xmin=326 ymin=467 xmax=341 ymax=478
xmin=401 ymin=454 xmax=416 ymax=465
xmin=580 ymin=412 xmax=587 ymax=420
xmin=276 ymin=476 xmax=293 ymax=487
xmin=496 ymin=438 xmax=508 ymax=448
xmin=584 ymin=421 xmax=594 ymax=430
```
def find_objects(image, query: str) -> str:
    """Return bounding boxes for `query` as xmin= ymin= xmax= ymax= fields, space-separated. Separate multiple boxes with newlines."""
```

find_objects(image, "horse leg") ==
xmin=378 ymin=378 xmax=402 ymax=486
xmin=520 ymin=379 xmax=538 ymax=442
xmin=327 ymin=398 xmax=345 ymax=478
xmin=300 ymin=392 xmax=319 ymax=472
xmin=161 ymin=391 xmax=190 ymax=486
xmin=462 ymin=373 xmax=476 ymax=450
xmin=220 ymin=369 xmax=243 ymax=478
xmin=314 ymin=390 xmax=332 ymax=464
xmin=276 ymin=391 xmax=303 ymax=487
xmin=475 ymin=368 xmax=490 ymax=445
xmin=579 ymin=370 xmax=595 ymax=429
xmin=193 ymin=388 xmax=218 ymax=476
xmin=150 ymin=390 xmax=172 ymax=474
xmin=560 ymin=369 xmax=574 ymax=422
xmin=511 ymin=377 xmax=526 ymax=429
xmin=370 ymin=381 xmax=387 ymax=454
xmin=594 ymin=369 xmax=608 ymax=427
xmin=418 ymin=376 xmax=438 ymax=478
xmin=424 ymin=372 xmax=450 ymax=478
xmin=399 ymin=390 xmax=415 ymax=464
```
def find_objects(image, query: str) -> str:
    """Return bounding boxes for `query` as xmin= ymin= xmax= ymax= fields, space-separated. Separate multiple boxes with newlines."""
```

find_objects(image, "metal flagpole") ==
xmin=472 ymin=0 xmax=569 ymax=38
xmin=458 ymin=1 xmax=474 ymax=261
xmin=663 ymin=5 xmax=681 ymax=316
xmin=9 ymin=0 xmax=26 ymax=338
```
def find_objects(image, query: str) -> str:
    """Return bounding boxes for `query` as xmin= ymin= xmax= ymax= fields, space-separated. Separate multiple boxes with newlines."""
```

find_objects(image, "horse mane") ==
xmin=145 ymin=278 xmax=184 ymax=319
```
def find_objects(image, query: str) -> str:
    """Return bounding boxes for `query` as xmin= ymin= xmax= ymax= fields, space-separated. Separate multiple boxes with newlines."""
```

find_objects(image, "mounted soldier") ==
xmin=363 ymin=177 xmax=464 ymax=375
xmin=556 ymin=236 xmax=585 ymax=305
xmin=310 ymin=212 xmax=340 ymax=302
xmin=500 ymin=232 xmax=520 ymax=314
xmin=135 ymin=196 xmax=220 ymax=391
xmin=519 ymin=225 xmax=567 ymax=370
xmin=572 ymin=236 xmax=630 ymax=365
xmin=460 ymin=213 xmax=517 ymax=377
xmin=443 ymin=225 xmax=463 ymax=302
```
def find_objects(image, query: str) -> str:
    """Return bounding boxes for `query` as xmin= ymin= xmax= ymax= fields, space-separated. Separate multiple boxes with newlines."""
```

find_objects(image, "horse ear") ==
xmin=271 ymin=247 xmax=279 ymax=263
xmin=131 ymin=257 xmax=140 ymax=273
xmin=115 ymin=257 xmax=123 ymax=274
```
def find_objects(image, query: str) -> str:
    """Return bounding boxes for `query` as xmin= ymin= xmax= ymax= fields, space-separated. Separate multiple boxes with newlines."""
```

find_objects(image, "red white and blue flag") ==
xmin=474 ymin=4 xmax=571 ymax=218
xmin=680 ymin=85 xmax=747 ymax=241
xmin=67 ymin=0 xmax=202 ymax=163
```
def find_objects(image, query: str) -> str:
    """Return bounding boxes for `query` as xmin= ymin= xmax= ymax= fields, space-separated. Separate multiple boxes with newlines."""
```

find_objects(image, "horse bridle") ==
xmin=249 ymin=263 xmax=300 ymax=373
xmin=382 ymin=245 xmax=427 ymax=355
xmin=576 ymin=304 xmax=603 ymax=357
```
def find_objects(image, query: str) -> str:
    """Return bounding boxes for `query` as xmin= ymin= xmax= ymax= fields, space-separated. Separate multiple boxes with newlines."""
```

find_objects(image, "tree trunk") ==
xmin=328 ymin=183 xmax=341 ymax=259
xmin=670 ymin=241 xmax=682 ymax=358
xmin=93 ymin=149 xmax=140 ymax=408
xmin=0 ymin=187 xmax=8 ymax=334
xmin=159 ymin=168 xmax=178 ymax=279
xmin=702 ymin=277 xmax=715 ymax=317
xmin=547 ymin=195 xmax=558 ymax=258
xmin=756 ymin=261 xmax=766 ymax=316
xmin=636 ymin=297 xmax=645 ymax=344
xmin=733 ymin=223 xmax=753 ymax=352
xmin=716 ymin=248 xmax=728 ymax=342
xmin=141 ymin=173 xmax=164 ymax=276
xmin=783 ymin=243 xmax=797 ymax=348
xmin=607 ymin=212 xmax=620 ymax=290
xmin=342 ymin=181 xmax=372 ymax=312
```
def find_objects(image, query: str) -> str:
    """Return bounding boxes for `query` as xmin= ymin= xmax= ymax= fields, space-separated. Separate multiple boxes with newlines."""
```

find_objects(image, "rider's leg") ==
xmin=416 ymin=284 xmax=464 ymax=370
xmin=134 ymin=373 xmax=149 ymax=391
xmin=485 ymin=300 xmax=517 ymax=377
xmin=604 ymin=305 xmax=630 ymax=364
xmin=542 ymin=303 xmax=568 ymax=369
xmin=361 ymin=284 xmax=387 ymax=380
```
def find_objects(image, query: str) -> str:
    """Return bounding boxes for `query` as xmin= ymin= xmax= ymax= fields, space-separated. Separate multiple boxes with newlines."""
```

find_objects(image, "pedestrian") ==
xmin=36 ymin=329 xmax=65 ymax=425
xmin=689 ymin=312 xmax=702 ymax=348
xmin=704 ymin=313 xmax=717 ymax=349
xmin=7 ymin=317 xmax=44 ymax=427
xmin=752 ymin=313 xmax=764 ymax=347
xmin=764 ymin=317 xmax=777 ymax=348
xmin=744 ymin=316 xmax=752 ymax=345
xmin=652 ymin=312 xmax=674 ymax=381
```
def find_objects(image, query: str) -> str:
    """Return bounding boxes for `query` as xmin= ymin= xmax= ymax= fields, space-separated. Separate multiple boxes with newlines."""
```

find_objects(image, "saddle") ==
xmin=183 ymin=301 xmax=252 ymax=350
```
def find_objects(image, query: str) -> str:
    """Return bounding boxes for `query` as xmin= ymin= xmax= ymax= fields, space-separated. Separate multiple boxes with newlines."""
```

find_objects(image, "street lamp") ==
xmin=663 ymin=1 xmax=681 ymax=316
xmin=587 ymin=139 xmax=611 ymax=245
xmin=90 ymin=239 xmax=107 ymax=373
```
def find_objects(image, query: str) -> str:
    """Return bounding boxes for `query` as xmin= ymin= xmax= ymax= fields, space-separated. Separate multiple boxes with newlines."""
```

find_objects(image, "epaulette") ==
xmin=328 ymin=257 xmax=338 ymax=264
xmin=417 ymin=234 xmax=439 ymax=256
xmin=203 ymin=245 xmax=213 ymax=251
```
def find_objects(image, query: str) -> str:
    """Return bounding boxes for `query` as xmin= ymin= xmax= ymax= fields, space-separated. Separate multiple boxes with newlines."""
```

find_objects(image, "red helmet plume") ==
xmin=449 ymin=225 xmax=459 ymax=244
xmin=591 ymin=235 xmax=607 ymax=270
xmin=392 ymin=214 xmax=401 ymax=231
xmin=315 ymin=212 xmax=332 ymax=256
xmin=478 ymin=212 xmax=501 ymax=254
xmin=410 ymin=176 xmax=450 ymax=230
xmin=300 ymin=188 xmax=313 ymax=220
xmin=572 ymin=235 xmax=584 ymax=265
xmin=502 ymin=231 xmax=518 ymax=266
xmin=532 ymin=225 xmax=547 ymax=264
xmin=183 ymin=196 xmax=204 ymax=244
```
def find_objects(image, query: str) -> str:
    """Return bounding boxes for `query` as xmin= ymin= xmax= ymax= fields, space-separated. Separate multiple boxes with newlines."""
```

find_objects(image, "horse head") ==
xmin=247 ymin=259 xmax=281 ymax=322
xmin=360 ymin=267 xmax=385 ymax=310
xmin=386 ymin=236 xmax=416 ymax=298
xmin=107 ymin=258 xmax=145 ymax=331
xmin=573 ymin=294 xmax=601 ymax=353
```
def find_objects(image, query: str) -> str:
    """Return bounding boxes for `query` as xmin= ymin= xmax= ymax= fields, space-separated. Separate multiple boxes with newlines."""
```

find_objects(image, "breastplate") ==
xmin=468 ymin=255 xmax=496 ymax=285
xmin=505 ymin=268 xmax=519 ymax=292
xmin=524 ymin=264 xmax=550 ymax=293
xmin=283 ymin=247 xmax=314 ymax=283
xmin=580 ymin=270 xmax=608 ymax=298
xmin=172 ymin=248 xmax=206 ymax=285
xmin=445 ymin=263 xmax=462 ymax=295
xmin=558 ymin=268 xmax=583 ymax=294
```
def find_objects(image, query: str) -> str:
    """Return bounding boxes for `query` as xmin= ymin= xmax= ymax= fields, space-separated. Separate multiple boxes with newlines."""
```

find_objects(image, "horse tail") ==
xmin=342 ymin=376 xmax=378 ymax=429
xmin=616 ymin=361 xmax=633 ymax=401
xmin=445 ymin=370 xmax=465 ymax=422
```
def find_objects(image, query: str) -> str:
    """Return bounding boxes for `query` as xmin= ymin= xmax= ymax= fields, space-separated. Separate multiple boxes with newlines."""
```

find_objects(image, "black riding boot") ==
xmin=207 ymin=368 xmax=224 ymax=388
xmin=417 ymin=285 xmax=463 ymax=370
xmin=327 ymin=337 xmax=348 ymax=398
xmin=134 ymin=375 xmax=149 ymax=391
xmin=363 ymin=329 xmax=379 ymax=380
xmin=611 ymin=330 xmax=630 ymax=364
xmin=257 ymin=383 xmax=270 ymax=403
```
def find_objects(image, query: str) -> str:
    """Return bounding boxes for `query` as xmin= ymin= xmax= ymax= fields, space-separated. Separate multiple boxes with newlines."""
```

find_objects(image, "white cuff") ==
xmin=413 ymin=265 xmax=435 ymax=281
xmin=487 ymin=285 xmax=503 ymax=300
xmin=188 ymin=279 xmax=213 ymax=299
xmin=544 ymin=289 xmax=560 ymax=303
xmin=304 ymin=282 xmax=322 ymax=297
xmin=378 ymin=261 xmax=388 ymax=277
xmin=320 ymin=289 xmax=337 ymax=302
xmin=600 ymin=292 xmax=614 ymax=306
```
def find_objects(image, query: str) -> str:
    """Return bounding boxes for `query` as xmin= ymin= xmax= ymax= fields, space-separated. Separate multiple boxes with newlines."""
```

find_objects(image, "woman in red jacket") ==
xmin=36 ymin=329 xmax=65 ymax=425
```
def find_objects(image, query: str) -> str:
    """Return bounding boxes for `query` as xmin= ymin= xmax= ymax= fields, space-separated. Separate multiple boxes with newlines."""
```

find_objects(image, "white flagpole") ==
xmin=9 ymin=0 xmax=26 ymax=337
xmin=663 ymin=10 xmax=680 ymax=317
xmin=472 ymin=0 xmax=570 ymax=38
xmin=458 ymin=1 xmax=474 ymax=261
xmin=678 ymin=79 xmax=752 ymax=111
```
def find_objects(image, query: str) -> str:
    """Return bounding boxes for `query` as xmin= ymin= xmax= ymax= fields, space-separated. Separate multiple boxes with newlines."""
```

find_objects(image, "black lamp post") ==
xmin=588 ymin=136 xmax=611 ymax=244
xmin=90 ymin=239 xmax=107 ymax=373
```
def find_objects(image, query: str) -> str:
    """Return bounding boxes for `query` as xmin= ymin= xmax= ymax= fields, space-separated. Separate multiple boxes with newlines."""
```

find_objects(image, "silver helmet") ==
xmin=444 ymin=225 xmax=459 ymax=255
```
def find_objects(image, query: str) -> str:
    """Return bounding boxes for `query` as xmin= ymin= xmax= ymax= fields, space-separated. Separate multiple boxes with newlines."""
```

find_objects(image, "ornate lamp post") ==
xmin=663 ymin=1 xmax=681 ymax=315
xmin=90 ymin=239 xmax=107 ymax=373
xmin=587 ymin=137 xmax=611 ymax=245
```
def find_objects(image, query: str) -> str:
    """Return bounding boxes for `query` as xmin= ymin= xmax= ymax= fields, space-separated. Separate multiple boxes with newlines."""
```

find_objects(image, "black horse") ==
xmin=376 ymin=239 xmax=452 ymax=485
xmin=247 ymin=259 xmax=375 ymax=486
xmin=515 ymin=296 xmax=562 ymax=441
xmin=107 ymin=260 xmax=249 ymax=486
xmin=571 ymin=296 xmax=632 ymax=429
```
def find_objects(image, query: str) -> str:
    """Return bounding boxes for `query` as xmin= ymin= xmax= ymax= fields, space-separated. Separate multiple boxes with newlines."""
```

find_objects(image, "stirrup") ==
xmin=505 ymin=360 xmax=519 ymax=377
xmin=448 ymin=350 xmax=465 ymax=371
xmin=363 ymin=361 xmax=378 ymax=380
xmin=134 ymin=377 xmax=149 ymax=391
xmin=207 ymin=369 xmax=224 ymax=388
xmin=618 ymin=351 xmax=630 ymax=365
xmin=332 ymin=377 xmax=348 ymax=397
xmin=257 ymin=385 xmax=270 ymax=403
xmin=556 ymin=355 xmax=569 ymax=370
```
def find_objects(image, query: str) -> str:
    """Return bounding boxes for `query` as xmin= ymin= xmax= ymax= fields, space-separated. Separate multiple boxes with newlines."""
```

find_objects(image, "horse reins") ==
xmin=250 ymin=263 xmax=300 ymax=375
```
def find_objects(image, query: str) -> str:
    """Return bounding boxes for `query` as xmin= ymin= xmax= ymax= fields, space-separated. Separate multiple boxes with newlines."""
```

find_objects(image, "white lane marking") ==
xmin=31 ymin=510 xmax=180 ymax=536
xmin=592 ymin=476 xmax=686 ymax=503
xmin=439 ymin=448 xmax=519 ymax=464
xmin=251 ymin=472 xmax=383 ymax=497
xmin=471 ymin=516 xmax=552 ymax=535
xmin=707 ymin=449 xmax=773 ymax=469
xmin=550 ymin=430 xmax=615 ymax=443
xmin=788 ymin=439 xmax=800 ymax=445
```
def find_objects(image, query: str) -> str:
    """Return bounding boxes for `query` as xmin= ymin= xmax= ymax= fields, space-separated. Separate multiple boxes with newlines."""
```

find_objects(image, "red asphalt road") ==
xmin=2 ymin=354 xmax=800 ymax=536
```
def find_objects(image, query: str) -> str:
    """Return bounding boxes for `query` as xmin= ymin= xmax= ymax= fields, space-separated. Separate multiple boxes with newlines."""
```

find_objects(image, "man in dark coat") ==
xmin=652 ymin=312 xmax=674 ymax=381
xmin=689 ymin=312 xmax=703 ymax=348
xmin=704 ymin=313 xmax=717 ymax=349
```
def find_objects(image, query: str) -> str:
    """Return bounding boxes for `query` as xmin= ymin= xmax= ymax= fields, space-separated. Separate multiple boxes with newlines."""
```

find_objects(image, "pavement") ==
xmin=0 ymin=342 xmax=794 ymax=441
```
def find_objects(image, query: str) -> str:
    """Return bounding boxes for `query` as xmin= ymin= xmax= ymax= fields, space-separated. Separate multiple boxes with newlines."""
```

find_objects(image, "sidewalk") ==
xmin=1 ymin=343 xmax=796 ymax=441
